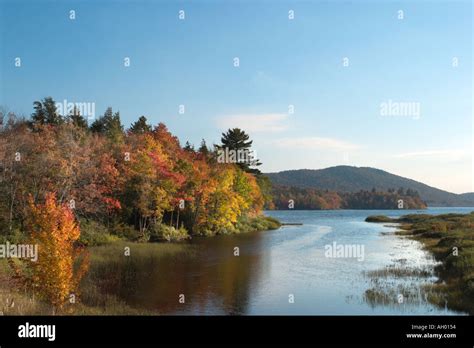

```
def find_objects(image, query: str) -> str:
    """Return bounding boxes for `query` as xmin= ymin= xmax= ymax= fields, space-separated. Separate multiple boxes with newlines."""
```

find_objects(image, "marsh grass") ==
xmin=363 ymin=283 xmax=443 ymax=310
xmin=365 ymin=266 xmax=432 ymax=278
xmin=0 ymin=242 xmax=193 ymax=315
xmin=366 ymin=211 xmax=474 ymax=314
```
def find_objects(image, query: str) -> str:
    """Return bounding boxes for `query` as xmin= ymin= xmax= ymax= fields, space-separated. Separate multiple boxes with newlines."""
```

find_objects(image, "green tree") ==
xmin=198 ymin=139 xmax=209 ymax=156
xmin=129 ymin=116 xmax=151 ymax=134
xmin=183 ymin=141 xmax=194 ymax=152
xmin=90 ymin=107 xmax=124 ymax=142
xmin=31 ymin=97 xmax=63 ymax=126
xmin=219 ymin=128 xmax=262 ymax=174
xmin=68 ymin=106 xmax=89 ymax=130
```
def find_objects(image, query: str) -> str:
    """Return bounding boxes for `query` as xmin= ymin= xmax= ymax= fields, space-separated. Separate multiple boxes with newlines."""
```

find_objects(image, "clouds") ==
xmin=215 ymin=113 xmax=289 ymax=133
xmin=393 ymin=149 xmax=468 ymax=161
xmin=215 ymin=113 xmax=360 ymax=153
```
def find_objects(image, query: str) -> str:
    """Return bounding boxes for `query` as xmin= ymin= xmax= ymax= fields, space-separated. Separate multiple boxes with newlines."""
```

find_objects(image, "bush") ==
xmin=365 ymin=215 xmax=395 ymax=223
xmin=431 ymin=221 xmax=448 ymax=233
xmin=261 ymin=216 xmax=281 ymax=230
xmin=234 ymin=215 xmax=281 ymax=233
xmin=110 ymin=222 xmax=140 ymax=241
xmin=79 ymin=220 xmax=121 ymax=246
xmin=0 ymin=228 xmax=25 ymax=244
xmin=149 ymin=223 xmax=189 ymax=242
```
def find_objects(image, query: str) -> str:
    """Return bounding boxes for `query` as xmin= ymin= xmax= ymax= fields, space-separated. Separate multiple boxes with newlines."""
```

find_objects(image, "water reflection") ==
xmin=84 ymin=208 xmax=471 ymax=315
xmin=86 ymin=231 xmax=268 ymax=315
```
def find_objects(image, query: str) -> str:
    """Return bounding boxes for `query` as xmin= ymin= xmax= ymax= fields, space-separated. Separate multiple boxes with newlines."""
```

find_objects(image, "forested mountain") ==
xmin=266 ymin=166 xmax=474 ymax=207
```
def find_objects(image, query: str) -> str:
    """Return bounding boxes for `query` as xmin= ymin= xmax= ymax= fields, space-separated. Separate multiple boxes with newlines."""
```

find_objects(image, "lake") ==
xmin=85 ymin=207 xmax=473 ymax=315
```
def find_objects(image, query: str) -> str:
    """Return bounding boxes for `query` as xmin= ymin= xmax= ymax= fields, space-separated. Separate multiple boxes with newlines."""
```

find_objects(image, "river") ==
xmin=85 ymin=207 xmax=473 ymax=315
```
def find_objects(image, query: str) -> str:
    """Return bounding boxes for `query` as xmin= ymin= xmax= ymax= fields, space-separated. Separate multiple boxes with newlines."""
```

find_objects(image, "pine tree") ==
xmin=130 ymin=116 xmax=151 ymax=134
xmin=69 ymin=106 xmax=88 ymax=130
xmin=219 ymin=128 xmax=262 ymax=174
xmin=90 ymin=107 xmax=124 ymax=142
xmin=31 ymin=97 xmax=63 ymax=126
xmin=183 ymin=141 xmax=194 ymax=152
xmin=198 ymin=139 xmax=209 ymax=156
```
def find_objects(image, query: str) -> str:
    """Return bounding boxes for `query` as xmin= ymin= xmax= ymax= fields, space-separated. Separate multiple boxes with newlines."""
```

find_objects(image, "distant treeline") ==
xmin=270 ymin=185 xmax=427 ymax=210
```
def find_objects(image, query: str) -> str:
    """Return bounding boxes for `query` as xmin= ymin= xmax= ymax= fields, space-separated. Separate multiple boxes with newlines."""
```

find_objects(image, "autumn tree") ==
xmin=16 ymin=193 xmax=89 ymax=313
xmin=122 ymin=130 xmax=185 ymax=235
xmin=1 ymin=100 xmax=273 ymax=247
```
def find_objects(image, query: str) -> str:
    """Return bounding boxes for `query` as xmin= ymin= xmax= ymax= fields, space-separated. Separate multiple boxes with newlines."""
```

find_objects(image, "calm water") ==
xmin=87 ymin=208 xmax=473 ymax=315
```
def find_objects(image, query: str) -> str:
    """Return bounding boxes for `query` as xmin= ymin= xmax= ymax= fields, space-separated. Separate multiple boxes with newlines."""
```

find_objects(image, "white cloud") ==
xmin=216 ymin=113 xmax=289 ymax=133
xmin=272 ymin=137 xmax=360 ymax=151
xmin=393 ymin=149 xmax=467 ymax=160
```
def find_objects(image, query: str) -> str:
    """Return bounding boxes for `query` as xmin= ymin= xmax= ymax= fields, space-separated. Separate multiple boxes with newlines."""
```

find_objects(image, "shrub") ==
xmin=110 ymin=222 xmax=140 ymax=241
xmin=431 ymin=221 xmax=448 ymax=233
xmin=0 ymin=228 xmax=25 ymax=244
xmin=149 ymin=223 xmax=189 ymax=242
xmin=79 ymin=220 xmax=121 ymax=246
xmin=234 ymin=215 xmax=281 ymax=233
xmin=365 ymin=215 xmax=394 ymax=223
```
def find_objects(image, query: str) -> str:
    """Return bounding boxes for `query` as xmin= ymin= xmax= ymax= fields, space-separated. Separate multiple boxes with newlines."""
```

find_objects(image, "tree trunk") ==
xmin=176 ymin=208 xmax=180 ymax=230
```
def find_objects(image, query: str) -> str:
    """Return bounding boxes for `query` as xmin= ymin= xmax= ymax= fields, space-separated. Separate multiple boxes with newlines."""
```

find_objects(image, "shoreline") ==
xmin=366 ymin=212 xmax=474 ymax=314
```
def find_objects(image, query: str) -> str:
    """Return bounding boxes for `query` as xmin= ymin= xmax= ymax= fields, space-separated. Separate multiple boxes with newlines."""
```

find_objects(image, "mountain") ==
xmin=265 ymin=166 xmax=474 ymax=207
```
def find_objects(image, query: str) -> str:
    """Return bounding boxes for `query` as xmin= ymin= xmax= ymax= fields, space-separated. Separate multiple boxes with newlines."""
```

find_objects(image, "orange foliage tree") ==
xmin=22 ymin=193 xmax=89 ymax=313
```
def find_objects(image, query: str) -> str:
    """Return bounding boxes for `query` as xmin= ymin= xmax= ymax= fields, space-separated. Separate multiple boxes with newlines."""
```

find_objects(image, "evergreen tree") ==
xmin=68 ymin=106 xmax=88 ymax=130
xmin=219 ymin=128 xmax=262 ymax=174
xmin=31 ymin=101 xmax=46 ymax=125
xmin=183 ymin=141 xmax=194 ymax=152
xmin=198 ymin=139 xmax=209 ymax=156
xmin=90 ymin=107 xmax=123 ymax=142
xmin=130 ymin=116 xmax=151 ymax=134
xmin=31 ymin=97 xmax=63 ymax=126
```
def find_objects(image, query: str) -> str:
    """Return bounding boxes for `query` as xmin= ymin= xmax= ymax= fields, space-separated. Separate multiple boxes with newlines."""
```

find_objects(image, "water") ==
xmin=87 ymin=207 xmax=473 ymax=315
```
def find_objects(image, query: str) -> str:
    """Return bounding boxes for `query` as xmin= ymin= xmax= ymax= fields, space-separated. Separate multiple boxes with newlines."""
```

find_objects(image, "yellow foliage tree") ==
xmin=22 ymin=193 xmax=89 ymax=313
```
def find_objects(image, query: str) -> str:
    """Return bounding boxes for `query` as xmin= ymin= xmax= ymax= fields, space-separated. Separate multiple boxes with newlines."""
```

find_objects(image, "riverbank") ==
xmin=366 ymin=212 xmax=474 ymax=314
xmin=0 ymin=214 xmax=281 ymax=315
xmin=0 ymin=243 xmax=175 ymax=315
xmin=77 ymin=214 xmax=281 ymax=246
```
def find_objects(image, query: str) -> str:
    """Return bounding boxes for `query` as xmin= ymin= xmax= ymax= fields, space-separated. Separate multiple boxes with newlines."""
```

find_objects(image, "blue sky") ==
xmin=0 ymin=0 xmax=472 ymax=193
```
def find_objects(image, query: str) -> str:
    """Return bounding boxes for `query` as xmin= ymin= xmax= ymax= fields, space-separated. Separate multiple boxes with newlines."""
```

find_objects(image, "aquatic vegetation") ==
xmin=366 ymin=212 xmax=474 ymax=314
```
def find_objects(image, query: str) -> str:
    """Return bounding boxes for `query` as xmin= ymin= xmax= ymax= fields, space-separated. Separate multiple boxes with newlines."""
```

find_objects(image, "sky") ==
xmin=0 ymin=0 xmax=472 ymax=193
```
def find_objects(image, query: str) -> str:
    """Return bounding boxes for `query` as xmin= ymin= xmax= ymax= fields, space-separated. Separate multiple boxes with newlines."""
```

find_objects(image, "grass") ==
xmin=365 ymin=215 xmax=396 ymax=223
xmin=233 ymin=215 xmax=281 ymax=233
xmin=366 ymin=211 xmax=474 ymax=314
xmin=0 ymin=241 xmax=193 ymax=315
xmin=364 ymin=266 xmax=432 ymax=278
xmin=0 ymin=214 xmax=280 ymax=315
